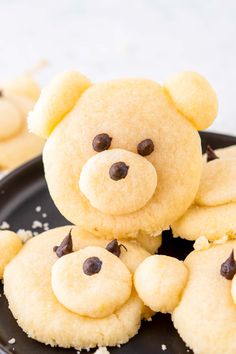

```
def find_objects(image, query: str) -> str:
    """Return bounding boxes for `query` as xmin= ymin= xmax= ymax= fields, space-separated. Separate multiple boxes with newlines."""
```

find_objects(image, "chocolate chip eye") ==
xmin=83 ymin=256 xmax=102 ymax=276
xmin=137 ymin=139 xmax=154 ymax=156
xmin=106 ymin=239 xmax=127 ymax=257
xmin=220 ymin=249 xmax=236 ymax=280
xmin=206 ymin=145 xmax=219 ymax=163
xmin=53 ymin=229 xmax=73 ymax=258
xmin=92 ymin=133 xmax=112 ymax=152
xmin=109 ymin=162 xmax=129 ymax=181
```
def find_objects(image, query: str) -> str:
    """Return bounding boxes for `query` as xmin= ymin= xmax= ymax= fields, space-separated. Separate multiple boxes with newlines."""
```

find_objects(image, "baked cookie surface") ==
xmin=29 ymin=71 xmax=218 ymax=239
xmin=173 ymin=240 xmax=236 ymax=354
xmin=134 ymin=240 xmax=236 ymax=354
xmin=4 ymin=226 xmax=151 ymax=349
xmin=172 ymin=145 xmax=236 ymax=241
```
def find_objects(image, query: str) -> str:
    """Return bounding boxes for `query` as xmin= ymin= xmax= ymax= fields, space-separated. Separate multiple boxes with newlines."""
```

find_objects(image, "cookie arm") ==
xmin=134 ymin=255 xmax=188 ymax=313
xmin=0 ymin=231 xmax=22 ymax=279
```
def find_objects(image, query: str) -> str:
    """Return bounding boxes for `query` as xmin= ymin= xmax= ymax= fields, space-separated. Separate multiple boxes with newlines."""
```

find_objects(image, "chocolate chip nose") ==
xmin=109 ymin=162 xmax=129 ymax=181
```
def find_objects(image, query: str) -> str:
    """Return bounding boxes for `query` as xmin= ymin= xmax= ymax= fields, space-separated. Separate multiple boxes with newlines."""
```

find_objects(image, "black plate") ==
xmin=0 ymin=131 xmax=236 ymax=354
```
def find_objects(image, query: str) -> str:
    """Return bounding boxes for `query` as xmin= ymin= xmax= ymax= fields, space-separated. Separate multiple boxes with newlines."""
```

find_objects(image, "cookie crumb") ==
xmin=17 ymin=229 xmax=33 ymax=243
xmin=0 ymin=221 xmax=10 ymax=229
xmin=35 ymin=206 xmax=42 ymax=212
xmin=32 ymin=220 xmax=43 ymax=229
xmin=94 ymin=347 xmax=110 ymax=354
xmin=161 ymin=344 xmax=167 ymax=351
xmin=43 ymin=222 xmax=49 ymax=231
xmin=193 ymin=236 xmax=209 ymax=251
xmin=8 ymin=338 xmax=16 ymax=344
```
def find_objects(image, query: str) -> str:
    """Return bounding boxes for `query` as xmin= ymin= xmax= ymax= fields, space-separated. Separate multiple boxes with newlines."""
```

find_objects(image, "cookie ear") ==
xmin=28 ymin=71 xmax=91 ymax=139
xmin=163 ymin=71 xmax=218 ymax=130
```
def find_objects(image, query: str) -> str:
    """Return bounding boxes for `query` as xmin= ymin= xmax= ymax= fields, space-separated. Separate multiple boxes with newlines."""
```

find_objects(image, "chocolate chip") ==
xmin=220 ymin=250 xmax=236 ymax=280
xmin=92 ymin=133 xmax=112 ymax=152
xmin=0 ymin=90 xmax=3 ymax=98
xmin=83 ymin=256 xmax=102 ymax=275
xmin=206 ymin=145 xmax=219 ymax=163
xmin=137 ymin=139 xmax=154 ymax=156
xmin=106 ymin=239 xmax=127 ymax=257
xmin=109 ymin=162 xmax=129 ymax=181
xmin=53 ymin=229 xmax=73 ymax=258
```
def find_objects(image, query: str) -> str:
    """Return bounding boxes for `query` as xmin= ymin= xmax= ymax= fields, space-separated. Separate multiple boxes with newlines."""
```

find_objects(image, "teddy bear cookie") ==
xmin=134 ymin=240 xmax=236 ymax=354
xmin=28 ymin=70 xmax=218 ymax=239
xmin=0 ymin=66 xmax=44 ymax=172
xmin=172 ymin=144 xmax=236 ymax=242
xmin=2 ymin=226 xmax=154 ymax=349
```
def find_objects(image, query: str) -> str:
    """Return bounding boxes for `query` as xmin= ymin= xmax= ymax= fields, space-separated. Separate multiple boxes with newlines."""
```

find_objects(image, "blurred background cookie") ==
xmin=0 ymin=62 xmax=46 ymax=174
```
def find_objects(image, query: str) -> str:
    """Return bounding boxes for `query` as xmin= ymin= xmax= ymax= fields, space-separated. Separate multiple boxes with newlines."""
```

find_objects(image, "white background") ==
xmin=0 ymin=0 xmax=235 ymax=135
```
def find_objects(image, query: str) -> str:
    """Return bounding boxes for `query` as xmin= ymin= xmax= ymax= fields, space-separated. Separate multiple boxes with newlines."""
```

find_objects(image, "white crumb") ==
xmin=35 ymin=206 xmax=42 ymax=212
xmin=17 ymin=229 xmax=33 ymax=243
xmin=0 ymin=221 xmax=10 ymax=229
xmin=32 ymin=220 xmax=43 ymax=229
xmin=42 ymin=213 xmax=47 ymax=218
xmin=8 ymin=338 xmax=16 ymax=344
xmin=94 ymin=347 xmax=110 ymax=354
xmin=161 ymin=344 xmax=167 ymax=351
xmin=43 ymin=222 xmax=49 ymax=231
xmin=33 ymin=232 xmax=39 ymax=236
xmin=193 ymin=236 xmax=209 ymax=251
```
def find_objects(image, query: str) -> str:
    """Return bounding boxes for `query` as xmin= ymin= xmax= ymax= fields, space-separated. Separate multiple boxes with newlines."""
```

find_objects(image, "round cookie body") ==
xmin=172 ymin=240 xmax=236 ymax=354
xmin=43 ymin=79 xmax=202 ymax=238
xmin=0 ymin=94 xmax=44 ymax=171
xmin=4 ymin=226 xmax=150 ymax=349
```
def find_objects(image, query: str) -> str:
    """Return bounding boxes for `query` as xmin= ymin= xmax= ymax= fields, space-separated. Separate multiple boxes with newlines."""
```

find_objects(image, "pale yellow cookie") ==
xmin=173 ymin=146 xmax=236 ymax=241
xmin=4 ymin=226 xmax=150 ymax=349
xmin=196 ymin=159 xmax=236 ymax=206
xmin=164 ymin=71 xmax=218 ymax=130
xmin=0 ymin=72 xmax=44 ymax=172
xmin=79 ymin=149 xmax=157 ymax=215
xmin=0 ymin=231 xmax=22 ymax=278
xmin=134 ymin=255 xmax=188 ymax=313
xmin=136 ymin=232 xmax=162 ymax=254
xmin=28 ymin=71 xmax=91 ymax=138
xmin=172 ymin=240 xmax=236 ymax=354
xmin=172 ymin=203 xmax=236 ymax=241
xmin=52 ymin=246 xmax=132 ymax=318
xmin=34 ymin=71 xmax=218 ymax=239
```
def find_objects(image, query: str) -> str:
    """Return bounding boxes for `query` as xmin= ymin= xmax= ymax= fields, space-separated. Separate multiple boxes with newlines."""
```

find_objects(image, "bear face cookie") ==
xmin=3 ymin=226 xmax=153 ymax=349
xmin=29 ymin=71 xmax=218 ymax=239
xmin=0 ymin=71 xmax=44 ymax=172
xmin=172 ymin=145 xmax=236 ymax=241
xmin=134 ymin=241 xmax=236 ymax=354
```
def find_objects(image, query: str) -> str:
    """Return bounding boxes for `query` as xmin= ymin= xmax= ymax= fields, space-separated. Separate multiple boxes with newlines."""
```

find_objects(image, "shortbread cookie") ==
xmin=134 ymin=255 xmax=188 ymax=313
xmin=0 ymin=231 xmax=22 ymax=278
xmin=173 ymin=146 xmax=236 ymax=241
xmin=4 ymin=226 xmax=151 ymax=349
xmin=0 ymin=72 xmax=44 ymax=171
xmin=29 ymin=71 xmax=218 ymax=239
xmin=134 ymin=240 xmax=236 ymax=354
